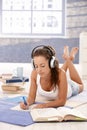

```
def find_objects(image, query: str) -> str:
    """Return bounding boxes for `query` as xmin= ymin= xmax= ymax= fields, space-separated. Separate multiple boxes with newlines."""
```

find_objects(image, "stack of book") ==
xmin=0 ymin=74 xmax=29 ymax=93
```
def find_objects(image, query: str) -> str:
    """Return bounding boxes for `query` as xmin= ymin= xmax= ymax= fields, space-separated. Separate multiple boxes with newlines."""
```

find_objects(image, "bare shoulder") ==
xmin=59 ymin=68 xmax=66 ymax=80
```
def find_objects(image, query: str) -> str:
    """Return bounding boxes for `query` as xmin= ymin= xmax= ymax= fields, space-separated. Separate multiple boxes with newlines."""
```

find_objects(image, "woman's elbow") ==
xmin=60 ymin=100 xmax=66 ymax=106
xmin=56 ymin=98 xmax=67 ymax=107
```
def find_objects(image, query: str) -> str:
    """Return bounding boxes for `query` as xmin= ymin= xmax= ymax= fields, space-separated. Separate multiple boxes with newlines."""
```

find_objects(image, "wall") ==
xmin=0 ymin=0 xmax=87 ymax=63
xmin=0 ymin=38 xmax=79 ymax=63
xmin=67 ymin=0 xmax=87 ymax=38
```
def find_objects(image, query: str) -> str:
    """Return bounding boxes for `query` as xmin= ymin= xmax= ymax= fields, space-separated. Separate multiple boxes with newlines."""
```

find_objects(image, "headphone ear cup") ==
xmin=31 ymin=59 xmax=35 ymax=69
xmin=50 ymin=56 xmax=56 ymax=68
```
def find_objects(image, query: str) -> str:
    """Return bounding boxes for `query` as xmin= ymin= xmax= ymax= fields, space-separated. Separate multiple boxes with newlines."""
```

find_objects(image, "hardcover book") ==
xmin=30 ymin=107 xmax=87 ymax=122
xmin=2 ymin=76 xmax=29 ymax=83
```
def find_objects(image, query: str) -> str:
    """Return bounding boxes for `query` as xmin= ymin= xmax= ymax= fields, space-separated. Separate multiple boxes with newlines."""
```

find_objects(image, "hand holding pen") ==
xmin=23 ymin=96 xmax=27 ymax=105
xmin=19 ymin=96 xmax=29 ymax=110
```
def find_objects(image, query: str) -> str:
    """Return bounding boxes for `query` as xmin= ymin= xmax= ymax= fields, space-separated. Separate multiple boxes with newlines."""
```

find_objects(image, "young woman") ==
xmin=20 ymin=45 xmax=84 ymax=109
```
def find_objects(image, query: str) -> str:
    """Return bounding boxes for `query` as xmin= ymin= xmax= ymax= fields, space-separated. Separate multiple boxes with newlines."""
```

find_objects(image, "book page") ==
xmin=65 ymin=90 xmax=87 ymax=108
xmin=30 ymin=108 xmax=63 ymax=121
xmin=57 ymin=107 xmax=87 ymax=120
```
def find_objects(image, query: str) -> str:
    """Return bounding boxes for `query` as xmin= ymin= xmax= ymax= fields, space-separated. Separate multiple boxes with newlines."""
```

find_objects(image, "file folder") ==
xmin=3 ymin=96 xmax=27 ymax=103
xmin=0 ymin=110 xmax=34 ymax=126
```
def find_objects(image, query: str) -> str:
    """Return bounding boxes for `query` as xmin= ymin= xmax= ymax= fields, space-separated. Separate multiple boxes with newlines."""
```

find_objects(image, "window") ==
xmin=0 ymin=0 xmax=66 ymax=37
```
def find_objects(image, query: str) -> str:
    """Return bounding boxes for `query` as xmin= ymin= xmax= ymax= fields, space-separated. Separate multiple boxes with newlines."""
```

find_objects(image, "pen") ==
xmin=23 ymin=96 xmax=27 ymax=105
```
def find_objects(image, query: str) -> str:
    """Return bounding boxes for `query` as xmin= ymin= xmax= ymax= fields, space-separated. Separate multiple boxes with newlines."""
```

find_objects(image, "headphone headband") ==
xmin=31 ymin=45 xmax=54 ymax=58
xmin=31 ymin=45 xmax=56 ymax=68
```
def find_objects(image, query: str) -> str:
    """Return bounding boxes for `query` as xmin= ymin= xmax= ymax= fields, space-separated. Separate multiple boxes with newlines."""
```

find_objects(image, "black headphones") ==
xmin=31 ymin=45 xmax=56 ymax=68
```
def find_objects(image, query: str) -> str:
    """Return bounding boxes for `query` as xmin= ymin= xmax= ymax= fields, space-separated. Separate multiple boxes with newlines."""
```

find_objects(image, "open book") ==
xmin=30 ymin=107 xmax=87 ymax=122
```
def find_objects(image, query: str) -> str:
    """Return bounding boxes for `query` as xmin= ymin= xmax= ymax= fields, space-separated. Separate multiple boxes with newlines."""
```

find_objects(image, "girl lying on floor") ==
xmin=20 ymin=45 xmax=84 ymax=109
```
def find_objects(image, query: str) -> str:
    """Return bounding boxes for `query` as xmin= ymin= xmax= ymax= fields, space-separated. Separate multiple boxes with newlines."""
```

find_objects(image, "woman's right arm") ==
xmin=20 ymin=70 xmax=37 ymax=109
xmin=27 ymin=70 xmax=37 ymax=105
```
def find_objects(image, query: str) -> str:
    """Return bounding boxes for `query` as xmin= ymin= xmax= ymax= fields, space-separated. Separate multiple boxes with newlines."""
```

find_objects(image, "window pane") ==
xmin=0 ymin=0 xmax=66 ymax=37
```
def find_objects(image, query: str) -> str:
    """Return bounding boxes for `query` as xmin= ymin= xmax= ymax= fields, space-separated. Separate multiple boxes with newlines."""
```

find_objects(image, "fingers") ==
xmin=20 ymin=102 xmax=29 ymax=110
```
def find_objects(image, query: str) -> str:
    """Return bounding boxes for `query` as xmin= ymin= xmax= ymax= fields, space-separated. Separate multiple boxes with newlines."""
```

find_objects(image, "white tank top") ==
xmin=36 ymin=74 xmax=58 ymax=100
xmin=36 ymin=74 xmax=76 ymax=100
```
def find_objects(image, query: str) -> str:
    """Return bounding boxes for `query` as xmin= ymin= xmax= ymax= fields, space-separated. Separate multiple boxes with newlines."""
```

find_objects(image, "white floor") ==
xmin=0 ymin=63 xmax=87 ymax=130
xmin=0 ymin=105 xmax=87 ymax=130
